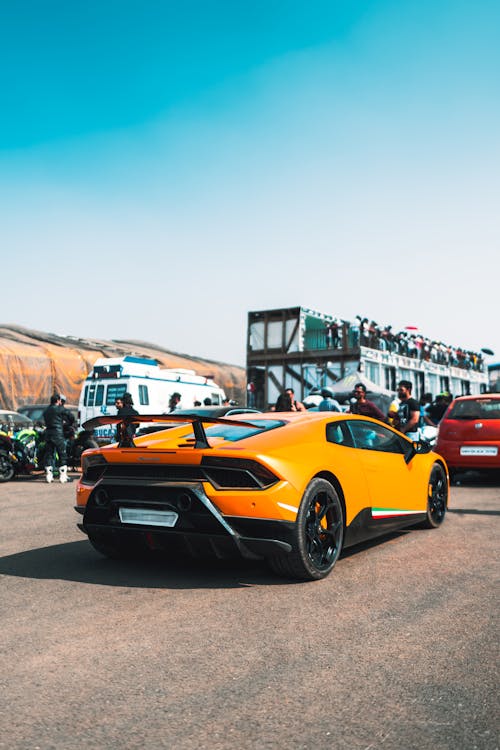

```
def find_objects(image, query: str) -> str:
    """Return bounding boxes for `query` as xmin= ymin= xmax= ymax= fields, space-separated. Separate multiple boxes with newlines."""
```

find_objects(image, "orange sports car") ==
xmin=76 ymin=411 xmax=449 ymax=581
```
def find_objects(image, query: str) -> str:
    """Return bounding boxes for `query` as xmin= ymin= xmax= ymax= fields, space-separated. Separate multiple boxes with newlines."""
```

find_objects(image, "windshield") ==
xmin=448 ymin=399 xmax=500 ymax=420
xmin=188 ymin=419 xmax=285 ymax=443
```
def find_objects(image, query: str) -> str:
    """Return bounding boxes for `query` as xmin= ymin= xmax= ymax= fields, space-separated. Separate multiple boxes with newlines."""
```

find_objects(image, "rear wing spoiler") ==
xmin=82 ymin=413 xmax=258 ymax=449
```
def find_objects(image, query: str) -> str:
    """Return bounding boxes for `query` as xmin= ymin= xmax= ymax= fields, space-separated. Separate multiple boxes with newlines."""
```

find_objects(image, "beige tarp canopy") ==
xmin=0 ymin=325 xmax=246 ymax=411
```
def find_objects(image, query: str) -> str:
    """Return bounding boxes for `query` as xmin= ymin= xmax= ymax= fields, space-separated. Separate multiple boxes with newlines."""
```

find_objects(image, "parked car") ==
xmin=0 ymin=410 xmax=33 ymax=435
xmin=435 ymin=394 xmax=500 ymax=477
xmin=16 ymin=403 xmax=79 ymax=425
xmin=76 ymin=411 xmax=448 ymax=581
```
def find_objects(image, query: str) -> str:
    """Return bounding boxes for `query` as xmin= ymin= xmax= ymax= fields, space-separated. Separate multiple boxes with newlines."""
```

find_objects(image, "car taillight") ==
xmin=81 ymin=453 xmax=108 ymax=484
xmin=201 ymin=456 xmax=279 ymax=489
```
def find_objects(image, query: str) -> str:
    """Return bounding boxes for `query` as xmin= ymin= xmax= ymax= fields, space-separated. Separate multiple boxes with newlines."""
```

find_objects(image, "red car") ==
xmin=436 ymin=394 xmax=500 ymax=477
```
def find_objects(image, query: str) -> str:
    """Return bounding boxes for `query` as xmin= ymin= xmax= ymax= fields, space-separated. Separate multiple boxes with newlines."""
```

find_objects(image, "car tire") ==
xmin=269 ymin=478 xmax=344 ymax=581
xmin=0 ymin=451 xmax=15 ymax=482
xmin=420 ymin=463 xmax=448 ymax=528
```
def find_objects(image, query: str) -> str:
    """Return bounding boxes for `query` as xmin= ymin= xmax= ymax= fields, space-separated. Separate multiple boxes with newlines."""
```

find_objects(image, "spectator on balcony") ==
xmin=361 ymin=318 xmax=370 ymax=346
xmin=323 ymin=321 xmax=332 ymax=348
xmin=368 ymin=321 xmax=379 ymax=348
xmin=380 ymin=325 xmax=394 ymax=352
xmin=329 ymin=319 xmax=340 ymax=349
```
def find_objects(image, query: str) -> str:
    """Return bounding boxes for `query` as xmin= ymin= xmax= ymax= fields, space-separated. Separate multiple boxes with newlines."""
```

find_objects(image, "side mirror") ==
xmin=416 ymin=439 xmax=433 ymax=454
xmin=405 ymin=439 xmax=432 ymax=464
xmin=404 ymin=442 xmax=417 ymax=464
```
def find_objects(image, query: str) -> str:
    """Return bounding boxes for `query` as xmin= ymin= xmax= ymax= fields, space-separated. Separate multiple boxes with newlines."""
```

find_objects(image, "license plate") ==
xmin=460 ymin=446 xmax=498 ymax=456
xmin=118 ymin=508 xmax=179 ymax=527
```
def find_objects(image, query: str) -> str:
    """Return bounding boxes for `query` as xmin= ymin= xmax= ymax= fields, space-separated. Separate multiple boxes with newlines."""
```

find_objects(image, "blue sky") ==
xmin=1 ymin=0 xmax=499 ymax=366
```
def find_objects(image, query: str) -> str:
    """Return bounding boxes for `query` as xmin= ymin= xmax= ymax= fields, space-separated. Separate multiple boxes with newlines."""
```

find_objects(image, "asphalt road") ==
xmin=1 ymin=473 xmax=498 ymax=750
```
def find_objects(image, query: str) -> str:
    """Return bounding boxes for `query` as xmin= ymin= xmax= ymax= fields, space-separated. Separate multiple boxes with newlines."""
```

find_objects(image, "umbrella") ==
xmin=481 ymin=347 xmax=494 ymax=356
xmin=405 ymin=325 xmax=419 ymax=331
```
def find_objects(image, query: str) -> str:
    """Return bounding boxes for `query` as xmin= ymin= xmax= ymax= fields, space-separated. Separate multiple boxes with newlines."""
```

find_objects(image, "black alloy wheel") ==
xmin=421 ymin=463 xmax=448 ymax=528
xmin=0 ymin=451 xmax=15 ymax=482
xmin=269 ymin=478 xmax=344 ymax=581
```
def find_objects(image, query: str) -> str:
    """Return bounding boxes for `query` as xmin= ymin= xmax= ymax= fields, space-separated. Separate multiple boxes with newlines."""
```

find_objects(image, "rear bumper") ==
xmin=78 ymin=480 xmax=295 ymax=561
xmin=79 ymin=522 xmax=292 ymax=560
xmin=436 ymin=440 xmax=500 ymax=469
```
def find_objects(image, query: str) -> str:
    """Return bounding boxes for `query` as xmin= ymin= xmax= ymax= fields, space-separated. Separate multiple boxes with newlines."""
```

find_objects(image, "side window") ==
xmin=95 ymin=385 xmax=104 ymax=407
xmin=349 ymin=420 xmax=406 ymax=454
xmin=326 ymin=421 xmax=354 ymax=447
xmin=87 ymin=383 xmax=96 ymax=407
xmin=138 ymin=385 xmax=149 ymax=406
xmin=83 ymin=385 xmax=89 ymax=407
xmin=106 ymin=384 xmax=127 ymax=405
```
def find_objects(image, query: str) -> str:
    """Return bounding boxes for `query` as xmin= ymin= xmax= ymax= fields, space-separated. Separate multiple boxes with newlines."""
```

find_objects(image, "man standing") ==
xmin=275 ymin=388 xmax=305 ymax=412
xmin=115 ymin=392 xmax=139 ymax=444
xmin=43 ymin=393 xmax=70 ymax=483
xmin=168 ymin=392 xmax=182 ymax=412
xmin=393 ymin=380 xmax=420 ymax=439
xmin=349 ymin=383 xmax=387 ymax=422
xmin=318 ymin=389 xmax=341 ymax=412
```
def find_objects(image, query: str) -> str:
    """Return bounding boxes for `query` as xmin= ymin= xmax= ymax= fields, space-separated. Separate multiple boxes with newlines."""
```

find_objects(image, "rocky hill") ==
xmin=0 ymin=325 xmax=246 ymax=411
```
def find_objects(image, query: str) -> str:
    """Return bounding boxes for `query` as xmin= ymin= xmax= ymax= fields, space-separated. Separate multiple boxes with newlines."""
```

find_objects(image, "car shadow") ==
xmin=0 ymin=540 xmax=288 ymax=589
xmin=450 ymin=470 xmax=500 ymax=487
xmin=448 ymin=508 xmax=500 ymax=516
xmin=0 ymin=529 xmax=439 ymax=590
xmin=340 ymin=530 xmax=408 ymax=559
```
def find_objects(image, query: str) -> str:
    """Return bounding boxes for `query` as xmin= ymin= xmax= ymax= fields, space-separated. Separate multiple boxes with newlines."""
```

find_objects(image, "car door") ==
xmin=345 ymin=419 xmax=418 ymax=514
xmin=325 ymin=420 xmax=371 ymax=525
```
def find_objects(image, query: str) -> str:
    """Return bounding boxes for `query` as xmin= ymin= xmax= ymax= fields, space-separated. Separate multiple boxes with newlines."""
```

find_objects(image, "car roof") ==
xmin=0 ymin=409 xmax=32 ymax=416
xmin=0 ymin=410 xmax=33 ymax=426
xmin=17 ymin=403 xmax=78 ymax=410
xmin=449 ymin=394 xmax=500 ymax=402
xmin=172 ymin=406 xmax=262 ymax=417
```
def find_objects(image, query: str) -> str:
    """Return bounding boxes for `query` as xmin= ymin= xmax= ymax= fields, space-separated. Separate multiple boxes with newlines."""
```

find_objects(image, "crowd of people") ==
xmin=273 ymin=382 xmax=453 ymax=439
xmin=321 ymin=316 xmax=485 ymax=372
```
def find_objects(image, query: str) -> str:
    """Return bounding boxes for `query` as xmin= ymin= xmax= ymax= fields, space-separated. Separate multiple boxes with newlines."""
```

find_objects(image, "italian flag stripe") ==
xmin=372 ymin=508 xmax=420 ymax=518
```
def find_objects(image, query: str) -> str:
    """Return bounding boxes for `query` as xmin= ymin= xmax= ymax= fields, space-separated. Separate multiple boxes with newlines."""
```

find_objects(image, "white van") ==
xmin=78 ymin=356 xmax=226 ymax=441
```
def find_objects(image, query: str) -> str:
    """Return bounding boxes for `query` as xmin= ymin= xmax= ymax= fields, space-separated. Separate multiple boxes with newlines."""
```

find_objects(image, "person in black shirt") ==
xmin=393 ymin=380 xmax=420 ymax=439
xmin=427 ymin=392 xmax=452 ymax=425
xmin=43 ymin=394 xmax=70 ymax=483
xmin=115 ymin=392 xmax=139 ymax=445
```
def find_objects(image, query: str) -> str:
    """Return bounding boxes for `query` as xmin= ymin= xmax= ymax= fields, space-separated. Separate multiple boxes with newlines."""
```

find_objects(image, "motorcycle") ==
xmin=0 ymin=429 xmax=39 ymax=482
xmin=0 ymin=432 xmax=15 ymax=482
xmin=65 ymin=428 xmax=99 ymax=469
xmin=0 ymin=425 xmax=98 ymax=482
xmin=33 ymin=424 xmax=99 ymax=473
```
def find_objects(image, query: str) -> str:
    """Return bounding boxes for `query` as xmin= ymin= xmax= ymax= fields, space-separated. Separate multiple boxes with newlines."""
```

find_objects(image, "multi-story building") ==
xmin=246 ymin=306 xmax=488 ymax=410
xmin=488 ymin=362 xmax=500 ymax=392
